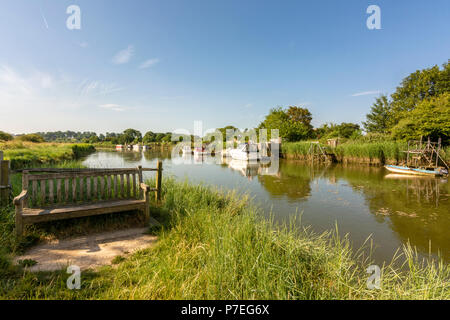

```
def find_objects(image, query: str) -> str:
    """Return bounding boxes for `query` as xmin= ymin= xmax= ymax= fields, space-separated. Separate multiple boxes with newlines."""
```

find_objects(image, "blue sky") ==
xmin=0 ymin=0 xmax=449 ymax=134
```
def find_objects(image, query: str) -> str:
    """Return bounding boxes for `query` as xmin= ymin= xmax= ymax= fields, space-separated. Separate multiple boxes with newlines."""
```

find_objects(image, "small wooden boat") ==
xmin=384 ymin=165 xmax=447 ymax=177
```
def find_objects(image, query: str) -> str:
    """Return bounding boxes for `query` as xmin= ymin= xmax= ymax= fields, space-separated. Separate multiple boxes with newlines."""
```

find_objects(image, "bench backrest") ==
xmin=21 ymin=167 xmax=144 ymax=208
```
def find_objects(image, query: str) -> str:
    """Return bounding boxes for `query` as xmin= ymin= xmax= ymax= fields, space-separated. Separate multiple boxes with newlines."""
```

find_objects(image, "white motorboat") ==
xmin=229 ymin=143 xmax=258 ymax=161
xmin=181 ymin=146 xmax=192 ymax=154
xmin=193 ymin=146 xmax=211 ymax=156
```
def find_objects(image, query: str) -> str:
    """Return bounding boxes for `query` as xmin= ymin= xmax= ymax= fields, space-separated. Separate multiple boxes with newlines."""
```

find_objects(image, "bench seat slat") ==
xmin=21 ymin=200 xmax=146 ymax=223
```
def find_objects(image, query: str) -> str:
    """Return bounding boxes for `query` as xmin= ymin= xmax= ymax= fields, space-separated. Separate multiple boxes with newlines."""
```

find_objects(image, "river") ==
xmin=83 ymin=150 xmax=450 ymax=264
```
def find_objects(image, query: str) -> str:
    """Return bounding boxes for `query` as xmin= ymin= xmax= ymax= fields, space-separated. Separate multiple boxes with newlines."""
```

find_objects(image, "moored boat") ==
xmin=229 ymin=143 xmax=258 ymax=161
xmin=384 ymin=165 xmax=447 ymax=177
xmin=181 ymin=146 xmax=192 ymax=155
xmin=193 ymin=147 xmax=210 ymax=156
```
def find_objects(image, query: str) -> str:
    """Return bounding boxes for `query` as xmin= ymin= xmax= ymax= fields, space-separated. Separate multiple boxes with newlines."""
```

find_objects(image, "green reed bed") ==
xmin=1 ymin=142 xmax=95 ymax=169
xmin=281 ymin=141 xmax=312 ymax=159
xmin=334 ymin=141 xmax=407 ymax=164
xmin=1 ymin=178 xmax=448 ymax=299
xmin=282 ymin=141 xmax=409 ymax=164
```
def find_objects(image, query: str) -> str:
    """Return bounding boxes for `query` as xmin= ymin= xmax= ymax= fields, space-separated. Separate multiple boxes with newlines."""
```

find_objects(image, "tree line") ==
xmin=258 ymin=60 xmax=449 ymax=143
xmin=0 ymin=129 xmax=174 ymax=145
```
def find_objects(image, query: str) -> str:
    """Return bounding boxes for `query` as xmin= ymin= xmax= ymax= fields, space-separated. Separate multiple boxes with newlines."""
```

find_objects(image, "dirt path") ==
xmin=14 ymin=225 xmax=159 ymax=272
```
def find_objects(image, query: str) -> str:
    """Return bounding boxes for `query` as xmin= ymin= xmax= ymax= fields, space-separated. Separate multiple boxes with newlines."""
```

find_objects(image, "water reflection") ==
xmin=84 ymin=151 xmax=450 ymax=263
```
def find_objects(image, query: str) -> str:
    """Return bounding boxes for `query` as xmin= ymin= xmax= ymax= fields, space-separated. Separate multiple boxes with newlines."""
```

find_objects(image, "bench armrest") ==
xmin=140 ymin=183 xmax=151 ymax=193
xmin=13 ymin=190 xmax=28 ymax=206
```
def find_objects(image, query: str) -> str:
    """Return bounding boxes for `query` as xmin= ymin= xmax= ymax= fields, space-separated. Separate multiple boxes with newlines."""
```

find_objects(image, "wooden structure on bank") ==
xmin=0 ymin=151 xmax=11 ymax=206
xmin=404 ymin=138 xmax=449 ymax=171
xmin=308 ymin=142 xmax=332 ymax=162
xmin=13 ymin=161 xmax=163 ymax=237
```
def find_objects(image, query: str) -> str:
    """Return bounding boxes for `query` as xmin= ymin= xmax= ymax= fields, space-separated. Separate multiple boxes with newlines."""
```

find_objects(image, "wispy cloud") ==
xmin=99 ymin=104 xmax=126 ymax=112
xmin=78 ymin=41 xmax=88 ymax=48
xmin=40 ymin=8 xmax=49 ymax=29
xmin=78 ymin=80 xmax=123 ymax=97
xmin=351 ymin=90 xmax=380 ymax=97
xmin=112 ymin=45 xmax=134 ymax=64
xmin=139 ymin=58 xmax=160 ymax=69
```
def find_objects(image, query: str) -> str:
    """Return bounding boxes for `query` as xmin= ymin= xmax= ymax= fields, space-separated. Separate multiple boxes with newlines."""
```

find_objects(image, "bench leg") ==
xmin=15 ymin=207 xmax=23 ymax=237
xmin=143 ymin=205 xmax=150 ymax=225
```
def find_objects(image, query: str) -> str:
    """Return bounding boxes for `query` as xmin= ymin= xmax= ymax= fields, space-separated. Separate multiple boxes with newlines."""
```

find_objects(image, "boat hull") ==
xmin=384 ymin=165 xmax=442 ymax=177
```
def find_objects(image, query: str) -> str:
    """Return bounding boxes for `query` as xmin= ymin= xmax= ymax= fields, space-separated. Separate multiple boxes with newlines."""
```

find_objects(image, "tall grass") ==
xmin=282 ymin=141 xmax=312 ymax=160
xmin=283 ymin=140 xmax=450 ymax=165
xmin=1 ymin=179 xmax=448 ymax=299
xmin=283 ymin=141 xmax=409 ymax=164
xmin=334 ymin=141 xmax=408 ymax=164
xmin=0 ymin=142 xmax=95 ymax=169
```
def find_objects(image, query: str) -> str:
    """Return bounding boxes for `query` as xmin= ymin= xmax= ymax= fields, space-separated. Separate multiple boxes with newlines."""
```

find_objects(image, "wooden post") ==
xmin=0 ymin=151 xmax=11 ymax=206
xmin=436 ymin=138 xmax=441 ymax=168
xmin=155 ymin=160 xmax=162 ymax=203
xmin=137 ymin=165 xmax=143 ymax=199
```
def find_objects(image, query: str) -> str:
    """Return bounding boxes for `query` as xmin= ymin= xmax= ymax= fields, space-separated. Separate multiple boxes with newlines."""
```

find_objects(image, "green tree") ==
xmin=143 ymin=131 xmax=156 ymax=143
xmin=0 ymin=131 xmax=13 ymax=141
xmin=390 ymin=61 xmax=450 ymax=122
xmin=286 ymin=106 xmax=313 ymax=129
xmin=391 ymin=93 xmax=450 ymax=142
xmin=155 ymin=133 xmax=166 ymax=142
xmin=259 ymin=107 xmax=313 ymax=142
xmin=120 ymin=129 xmax=142 ymax=144
xmin=363 ymin=95 xmax=392 ymax=134
xmin=17 ymin=133 xmax=45 ymax=143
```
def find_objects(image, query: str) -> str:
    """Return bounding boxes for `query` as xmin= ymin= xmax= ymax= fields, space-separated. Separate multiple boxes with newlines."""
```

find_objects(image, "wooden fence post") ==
xmin=0 ymin=151 xmax=11 ymax=206
xmin=155 ymin=160 xmax=162 ymax=203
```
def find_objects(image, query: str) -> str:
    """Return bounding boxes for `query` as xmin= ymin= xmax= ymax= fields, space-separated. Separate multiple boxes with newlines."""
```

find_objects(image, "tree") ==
xmin=155 ymin=133 xmax=166 ymax=142
xmin=17 ymin=133 xmax=45 ymax=143
xmin=363 ymin=95 xmax=392 ymax=134
xmin=391 ymin=93 xmax=450 ymax=142
xmin=258 ymin=107 xmax=312 ymax=142
xmin=315 ymin=122 xmax=361 ymax=140
xmin=286 ymin=106 xmax=313 ymax=129
xmin=0 ymin=131 xmax=13 ymax=141
xmin=120 ymin=129 xmax=142 ymax=144
xmin=390 ymin=61 xmax=450 ymax=123
xmin=143 ymin=131 xmax=156 ymax=143
xmin=161 ymin=133 xmax=172 ymax=143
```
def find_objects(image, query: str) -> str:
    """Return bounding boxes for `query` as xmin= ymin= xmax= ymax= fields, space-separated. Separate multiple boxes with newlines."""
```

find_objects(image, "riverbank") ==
xmin=1 ymin=178 xmax=448 ymax=299
xmin=0 ymin=142 xmax=95 ymax=169
xmin=282 ymin=141 xmax=450 ymax=165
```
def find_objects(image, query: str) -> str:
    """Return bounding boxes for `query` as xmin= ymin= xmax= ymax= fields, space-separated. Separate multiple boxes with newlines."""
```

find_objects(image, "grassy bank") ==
xmin=0 ymin=179 xmax=448 ymax=299
xmin=283 ymin=141 xmax=450 ymax=165
xmin=0 ymin=142 xmax=95 ymax=169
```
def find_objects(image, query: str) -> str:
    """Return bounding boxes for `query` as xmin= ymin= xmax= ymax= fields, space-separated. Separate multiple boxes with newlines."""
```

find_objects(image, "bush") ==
xmin=16 ymin=134 xmax=45 ymax=143
xmin=0 ymin=131 xmax=13 ymax=141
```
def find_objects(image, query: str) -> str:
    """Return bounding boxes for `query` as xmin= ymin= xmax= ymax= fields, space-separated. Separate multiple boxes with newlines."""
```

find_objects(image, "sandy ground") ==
xmin=14 ymin=219 xmax=160 ymax=272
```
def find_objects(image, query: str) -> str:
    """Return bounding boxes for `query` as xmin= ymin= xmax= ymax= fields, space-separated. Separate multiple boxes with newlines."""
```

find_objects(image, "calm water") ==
xmin=84 ymin=150 xmax=450 ymax=264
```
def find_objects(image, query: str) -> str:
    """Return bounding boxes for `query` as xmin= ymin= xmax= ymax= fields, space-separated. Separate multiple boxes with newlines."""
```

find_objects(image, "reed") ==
xmin=281 ymin=141 xmax=313 ymax=160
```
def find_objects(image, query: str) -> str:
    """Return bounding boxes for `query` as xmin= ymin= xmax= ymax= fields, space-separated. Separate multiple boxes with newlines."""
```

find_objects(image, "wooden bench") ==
xmin=13 ymin=163 xmax=162 ymax=237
